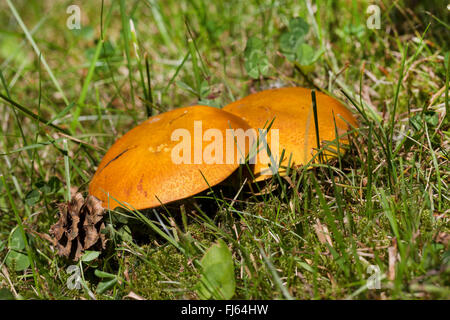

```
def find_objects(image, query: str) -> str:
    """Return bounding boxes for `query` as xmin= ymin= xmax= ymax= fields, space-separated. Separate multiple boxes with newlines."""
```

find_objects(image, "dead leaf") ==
xmin=124 ymin=291 xmax=146 ymax=300
xmin=388 ymin=239 xmax=397 ymax=281
xmin=435 ymin=232 xmax=450 ymax=248
xmin=313 ymin=218 xmax=333 ymax=248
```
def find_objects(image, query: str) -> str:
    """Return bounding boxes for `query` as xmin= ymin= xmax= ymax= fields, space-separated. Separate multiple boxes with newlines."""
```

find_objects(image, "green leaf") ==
xmin=244 ymin=37 xmax=269 ymax=79
xmin=336 ymin=23 xmax=366 ymax=39
xmin=197 ymin=99 xmax=222 ymax=109
xmin=279 ymin=32 xmax=299 ymax=61
xmin=33 ymin=177 xmax=61 ymax=195
xmin=442 ymin=249 xmax=450 ymax=265
xmin=199 ymin=80 xmax=211 ymax=99
xmin=410 ymin=111 xmax=439 ymax=132
xmin=6 ymin=250 xmax=30 ymax=272
xmin=96 ymin=278 xmax=118 ymax=294
xmin=289 ymin=17 xmax=309 ymax=38
xmin=196 ymin=239 xmax=235 ymax=300
xmin=46 ymin=102 xmax=76 ymax=127
xmin=81 ymin=250 xmax=100 ymax=262
xmin=297 ymin=261 xmax=314 ymax=273
xmin=0 ymin=35 xmax=30 ymax=66
xmin=409 ymin=113 xmax=423 ymax=131
xmin=0 ymin=288 xmax=15 ymax=300
xmin=47 ymin=177 xmax=62 ymax=194
xmin=117 ymin=225 xmax=133 ymax=243
xmin=424 ymin=111 xmax=439 ymax=127
xmin=295 ymin=44 xmax=323 ymax=67
xmin=9 ymin=227 xmax=25 ymax=251
xmin=94 ymin=269 xmax=117 ymax=279
xmin=72 ymin=26 xmax=95 ymax=40
xmin=24 ymin=189 xmax=40 ymax=206
xmin=34 ymin=180 xmax=51 ymax=194
xmin=176 ymin=80 xmax=197 ymax=96
xmin=86 ymin=40 xmax=116 ymax=60
xmin=278 ymin=16 xmax=322 ymax=68
xmin=111 ymin=212 xmax=130 ymax=225
xmin=295 ymin=43 xmax=315 ymax=66
xmin=279 ymin=17 xmax=310 ymax=62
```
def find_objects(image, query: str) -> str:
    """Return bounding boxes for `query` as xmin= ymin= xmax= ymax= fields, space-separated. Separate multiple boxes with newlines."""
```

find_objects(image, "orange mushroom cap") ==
xmin=223 ymin=87 xmax=358 ymax=180
xmin=89 ymin=105 xmax=252 ymax=210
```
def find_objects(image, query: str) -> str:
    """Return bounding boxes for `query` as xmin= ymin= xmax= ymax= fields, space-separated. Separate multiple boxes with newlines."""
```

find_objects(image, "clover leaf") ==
xmin=244 ymin=37 xmax=270 ymax=79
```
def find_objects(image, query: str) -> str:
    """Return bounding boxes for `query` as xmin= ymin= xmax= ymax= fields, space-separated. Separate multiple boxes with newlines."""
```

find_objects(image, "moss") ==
xmin=126 ymin=245 xmax=194 ymax=299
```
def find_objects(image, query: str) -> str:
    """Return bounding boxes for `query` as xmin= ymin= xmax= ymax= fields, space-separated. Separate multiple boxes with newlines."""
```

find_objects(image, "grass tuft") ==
xmin=0 ymin=0 xmax=448 ymax=300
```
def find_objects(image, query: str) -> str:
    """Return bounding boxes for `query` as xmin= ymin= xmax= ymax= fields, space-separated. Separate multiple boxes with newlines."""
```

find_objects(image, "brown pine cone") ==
xmin=49 ymin=191 xmax=107 ymax=261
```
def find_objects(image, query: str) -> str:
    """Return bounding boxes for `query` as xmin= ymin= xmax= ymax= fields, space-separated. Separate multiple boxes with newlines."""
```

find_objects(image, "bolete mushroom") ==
xmin=223 ymin=87 xmax=358 ymax=180
xmin=89 ymin=105 xmax=253 ymax=210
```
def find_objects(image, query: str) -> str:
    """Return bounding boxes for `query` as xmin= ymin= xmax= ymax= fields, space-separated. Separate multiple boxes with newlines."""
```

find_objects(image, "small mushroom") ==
xmin=223 ymin=87 xmax=358 ymax=180
xmin=89 ymin=105 xmax=252 ymax=210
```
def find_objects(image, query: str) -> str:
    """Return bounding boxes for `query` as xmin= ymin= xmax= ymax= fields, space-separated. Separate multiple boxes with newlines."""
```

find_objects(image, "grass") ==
xmin=0 ymin=0 xmax=449 ymax=300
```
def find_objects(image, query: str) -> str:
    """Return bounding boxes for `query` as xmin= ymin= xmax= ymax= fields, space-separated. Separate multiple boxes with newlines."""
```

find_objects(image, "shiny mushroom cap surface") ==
xmin=223 ymin=87 xmax=358 ymax=180
xmin=89 ymin=105 xmax=252 ymax=210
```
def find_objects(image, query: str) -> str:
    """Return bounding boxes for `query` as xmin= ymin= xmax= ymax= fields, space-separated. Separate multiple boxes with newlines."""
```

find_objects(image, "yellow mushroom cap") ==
xmin=223 ymin=87 xmax=358 ymax=180
xmin=89 ymin=105 xmax=252 ymax=210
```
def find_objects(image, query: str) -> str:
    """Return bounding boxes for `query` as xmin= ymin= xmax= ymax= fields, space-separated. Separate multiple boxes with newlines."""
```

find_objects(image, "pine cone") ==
xmin=49 ymin=191 xmax=107 ymax=261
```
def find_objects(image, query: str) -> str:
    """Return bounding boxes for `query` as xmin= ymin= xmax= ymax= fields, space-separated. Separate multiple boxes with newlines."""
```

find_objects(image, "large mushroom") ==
xmin=223 ymin=87 xmax=358 ymax=180
xmin=89 ymin=105 xmax=253 ymax=210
